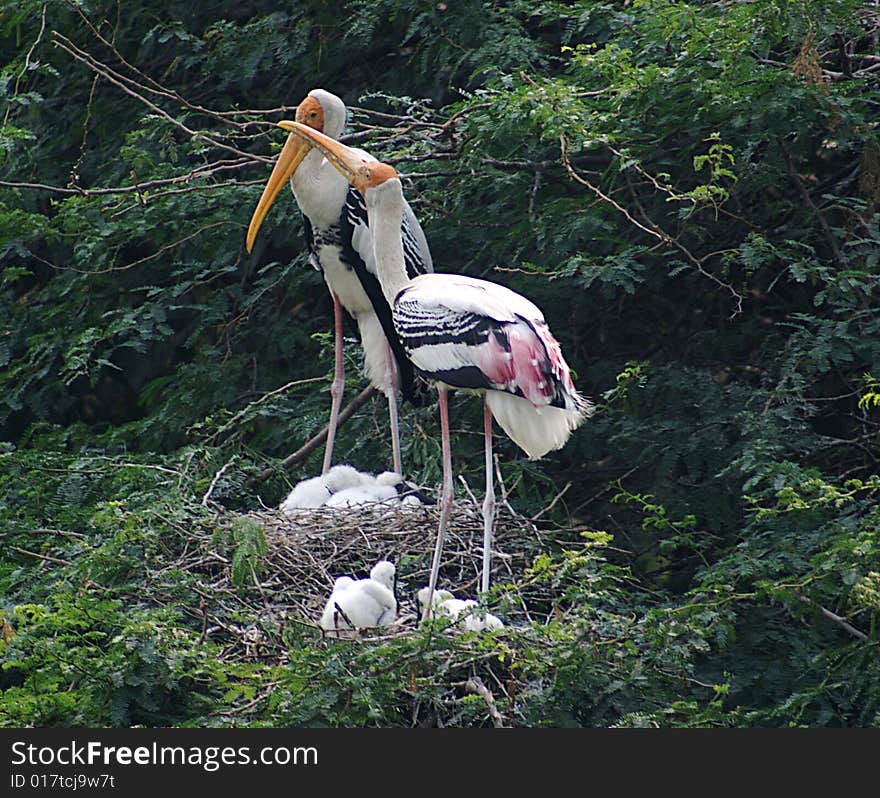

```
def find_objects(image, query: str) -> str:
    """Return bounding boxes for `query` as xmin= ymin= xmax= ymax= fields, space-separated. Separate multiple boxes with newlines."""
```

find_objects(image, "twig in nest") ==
xmin=463 ymin=676 xmax=505 ymax=728
xmin=493 ymin=454 xmax=518 ymax=518
xmin=457 ymin=474 xmax=480 ymax=505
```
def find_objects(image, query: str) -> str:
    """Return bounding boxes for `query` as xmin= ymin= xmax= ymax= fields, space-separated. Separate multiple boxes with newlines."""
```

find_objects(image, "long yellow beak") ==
xmin=278 ymin=120 xmax=366 ymax=185
xmin=245 ymin=133 xmax=310 ymax=253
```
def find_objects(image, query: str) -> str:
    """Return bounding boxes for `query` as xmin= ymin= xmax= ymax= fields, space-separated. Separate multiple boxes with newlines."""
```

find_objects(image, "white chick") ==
xmin=324 ymin=482 xmax=400 ymax=508
xmin=417 ymin=587 xmax=505 ymax=632
xmin=279 ymin=474 xmax=332 ymax=512
xmin=320 ymin=560 xmax=397 ymax=638
xmin=279 ymin=464 xmax=376 ymax=513
xmin=322 ymin=464 xmax=369 ymax=493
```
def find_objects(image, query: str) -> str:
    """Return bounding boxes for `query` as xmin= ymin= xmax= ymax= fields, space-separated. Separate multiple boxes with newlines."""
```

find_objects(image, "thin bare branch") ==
xmin=9 ymin=546 xmax=74 ymax=567
xmin=463 ymin=677 xmax=505 ymax=728
xmin=798 ymin=594 xmax=870 ymax=642
xmin=561 ymin=134 xmax=743 ymax=315
xmin=3 ymin=3 xmax=47 ymax=126
xmin=52 ymin=33 xmax=272 ymax=164
xmin=0 ymin=159 xmax=259 ymax=198
xmin=249 ymin=386 xmax=379 ymax=485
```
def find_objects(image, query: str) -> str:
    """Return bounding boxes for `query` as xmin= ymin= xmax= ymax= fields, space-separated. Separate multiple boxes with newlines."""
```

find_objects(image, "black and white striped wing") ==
xmin=392 ymin=275 xmax=523 ymax=392
xmin=392 ymin=273 xmax=576 ymax=411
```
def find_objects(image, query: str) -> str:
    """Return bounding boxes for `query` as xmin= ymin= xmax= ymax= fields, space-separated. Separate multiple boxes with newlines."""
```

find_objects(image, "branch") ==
xmin=560 ymin=134 xmax=743 ymax=315
xmin=52 ymin=33 xmax=271 ymax=165
xmin=202 ymin=458 xmax=237 ymax=506
xmin=39 ymin=220 xmax=237 ymax=275
xmin=779 ymin=139 xmax=844 ymax=267
xmin=3 ymin=3 xmax=47 ymax=126
xmin=0 ymin=159 xmax=258 ymax=198
xmin=559 ymin=134 xmax=666 ymax=242
xmin=66 ymin=1 xmax=269 ymax=129
xmin=203 ymin=376 xmax=326 ymax=446
xmin=463 ymin=677 xmax=505 ymax=728
xmin=9 ymin=546 xmax=73 ymax=567
xmin=530 ymin=481 xmax=572 ymax=522
xmin=248 ymin=385 xmax=378 ymax=485
xmin=798 ymin=594 xmax=869 ymax=642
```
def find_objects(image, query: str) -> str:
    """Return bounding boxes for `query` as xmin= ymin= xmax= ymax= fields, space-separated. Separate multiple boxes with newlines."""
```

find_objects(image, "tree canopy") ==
xmin=1 ymin=0 xmax=879 ymax=727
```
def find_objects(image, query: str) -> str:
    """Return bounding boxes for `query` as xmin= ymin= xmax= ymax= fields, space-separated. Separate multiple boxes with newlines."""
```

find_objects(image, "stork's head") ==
xmin=245 ymin=89 xmax=347 ymax=253
xmin=294 ymin=89 xmax=346 ymax=139
xmin=277 ymin=120 xmax=399 ymax=196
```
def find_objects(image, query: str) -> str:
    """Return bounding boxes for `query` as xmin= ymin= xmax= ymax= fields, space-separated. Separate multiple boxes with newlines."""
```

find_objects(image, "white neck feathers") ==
xmin=366 ymin=178 xmax=410 ymax=304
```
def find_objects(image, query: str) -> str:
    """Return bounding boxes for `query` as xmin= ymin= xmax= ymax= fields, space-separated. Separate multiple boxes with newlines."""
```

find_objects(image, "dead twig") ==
xmin=202 ymin=458 xmax=237 ymax=506
xmin=463 ymin=676 xmax=505 ymax=728
xmin=531 ymin=481 xmax=572 ymax=522
xmin=560 ymin=133 xmax=744 ymax=316
xmin=203 ymin=376 xmax=326 ymax=447
xmin=52 ymin=33 xmax=271 ymax=165
xmin=0 ymin=155 xmax=258 ymax=204
xmin=3 ymin=3 xmax=47 ymax=125
xmin=9 ymin=546 xmax=73 ymax=567
xmin=249 ymin=385 xmax=378 ymax=485
xmin=798 ymin=594 xmax=869 ymax=642
xmin=779 ymin=139 xmax=845 ymax=268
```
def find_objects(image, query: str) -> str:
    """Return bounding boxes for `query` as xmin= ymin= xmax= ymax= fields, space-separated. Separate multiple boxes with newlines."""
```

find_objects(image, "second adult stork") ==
xmin=246 ymin=89 xmax=433 ymax=475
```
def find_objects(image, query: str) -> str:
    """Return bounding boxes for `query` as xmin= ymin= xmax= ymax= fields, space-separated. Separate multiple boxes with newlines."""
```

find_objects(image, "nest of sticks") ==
xmin=183 ymin=488 xmax=551 ymax=664
xmin=261 ymin=498 xmax=545 ymax=614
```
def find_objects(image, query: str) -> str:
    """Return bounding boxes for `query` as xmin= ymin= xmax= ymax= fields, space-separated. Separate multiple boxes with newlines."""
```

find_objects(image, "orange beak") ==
xmin=245 ymin=132 xmax=310 ymax=253
xmin=277 ymin=120 xmax=373 ymax=189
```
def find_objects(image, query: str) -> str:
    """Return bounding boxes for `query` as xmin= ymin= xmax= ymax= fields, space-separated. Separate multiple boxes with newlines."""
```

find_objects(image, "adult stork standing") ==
xmin=278 ymin=121 xmax=592 ymax=611
xmin=246 ymin=89 xmax=433 ymax=475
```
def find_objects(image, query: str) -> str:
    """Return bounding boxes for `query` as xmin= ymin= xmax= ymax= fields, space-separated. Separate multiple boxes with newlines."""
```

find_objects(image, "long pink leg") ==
xmin=481 ymin=397 xmax=495 ymax=594
xmin=423 ymin=386 xmax=454 ymax=620
xmin=322 ymin=293 xmax=345 ymax=475
xmin=384 ymin=341 xmax=402 ymax=475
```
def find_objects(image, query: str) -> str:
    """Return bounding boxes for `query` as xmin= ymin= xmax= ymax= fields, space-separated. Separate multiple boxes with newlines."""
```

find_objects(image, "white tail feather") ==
xmin=486 ymin=390 xmax=592 ymax=460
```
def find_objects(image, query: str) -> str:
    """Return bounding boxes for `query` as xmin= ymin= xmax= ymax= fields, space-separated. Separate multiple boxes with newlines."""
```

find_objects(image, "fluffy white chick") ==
xmin=325 ymin=482 xmax=400 ymax=508
xmin=279 ymin=464 xmax=372 ymax=513
xmin=417 ymin=587 xmax=504 ymax=632
xmin=279 ymin=474 xmax=331 ymax=512
xmin=322 ymin=464 xmax=369 ymax=493
xmin=320 ymin=560 xmax=397 ymax=638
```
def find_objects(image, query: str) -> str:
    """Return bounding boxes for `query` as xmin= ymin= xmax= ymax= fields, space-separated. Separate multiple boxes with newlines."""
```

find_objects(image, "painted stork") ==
xmin=246 ymin=89 xmax=433 ymax=475
xmin=279 ymin=121 xmax=592 ymax=613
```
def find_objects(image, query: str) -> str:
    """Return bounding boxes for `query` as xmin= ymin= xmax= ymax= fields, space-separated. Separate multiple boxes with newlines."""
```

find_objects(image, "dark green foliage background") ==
xmin=1 ymin=0 xmax=879 ymax=727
